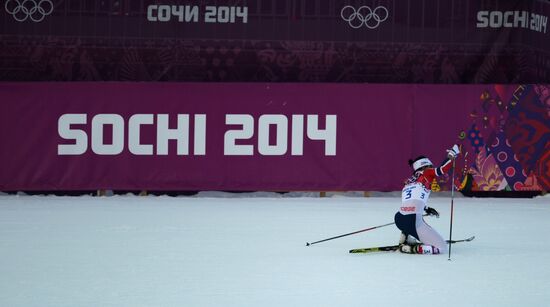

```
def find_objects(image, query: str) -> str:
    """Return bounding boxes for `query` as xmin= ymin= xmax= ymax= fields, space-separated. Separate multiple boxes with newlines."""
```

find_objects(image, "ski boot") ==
xmin=399 ymin=232 xmax=420 ymax=245
xmin=399 ymin=244 xmax=440 ymax=255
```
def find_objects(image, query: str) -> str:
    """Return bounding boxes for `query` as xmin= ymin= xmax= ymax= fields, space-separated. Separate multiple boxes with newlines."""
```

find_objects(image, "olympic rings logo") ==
xmin=5 ymin=0 xmax=54 ymax=23
xmin=340 ymin=5 xmax=389 ymax=29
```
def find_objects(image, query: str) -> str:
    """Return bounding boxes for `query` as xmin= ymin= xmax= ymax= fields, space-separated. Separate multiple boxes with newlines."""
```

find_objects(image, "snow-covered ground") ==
xmin=1 ymin=192 xmax=549 ymax=307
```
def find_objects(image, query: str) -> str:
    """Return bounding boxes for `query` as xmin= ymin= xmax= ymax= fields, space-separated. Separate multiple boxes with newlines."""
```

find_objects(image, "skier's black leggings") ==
xmin=394 ymin=212 xmax=419 ymax=240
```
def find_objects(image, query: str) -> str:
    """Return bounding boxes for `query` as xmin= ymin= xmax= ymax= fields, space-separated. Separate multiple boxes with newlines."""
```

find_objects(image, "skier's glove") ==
xmin=425 ymin=207 xmax=440 ymax=218
xmin=447 ymin=144 xmax=460 ymax=160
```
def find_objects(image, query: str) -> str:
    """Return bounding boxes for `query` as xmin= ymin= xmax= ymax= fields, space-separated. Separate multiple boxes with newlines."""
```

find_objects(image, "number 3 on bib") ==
xmin=402 ymin=184 xmax=430 ymax=204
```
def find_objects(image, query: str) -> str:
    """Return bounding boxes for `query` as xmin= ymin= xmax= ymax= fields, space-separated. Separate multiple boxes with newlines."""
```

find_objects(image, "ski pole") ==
xmin=306 ymin=214 xmax=428 ymax=247
xmin=306 ymin=220 xmax=396 ymax=246
xmin=448 ymin=157 xmax=457 ymax=260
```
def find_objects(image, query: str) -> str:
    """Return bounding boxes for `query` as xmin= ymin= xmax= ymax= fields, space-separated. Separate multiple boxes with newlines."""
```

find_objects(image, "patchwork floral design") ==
xmin=470 ymin=147 xmax=506 ymax=191
xmin=462 ymin=85 xmax=549 ymax=192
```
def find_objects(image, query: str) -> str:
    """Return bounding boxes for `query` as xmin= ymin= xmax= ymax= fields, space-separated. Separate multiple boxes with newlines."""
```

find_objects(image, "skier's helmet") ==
xmin=409 ymin=156 xmax=433 ymax=172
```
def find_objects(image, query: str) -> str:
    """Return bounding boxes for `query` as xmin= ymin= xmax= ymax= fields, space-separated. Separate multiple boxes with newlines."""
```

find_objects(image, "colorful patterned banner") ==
xmin=460 ymin=84 xmax=550 ymax=192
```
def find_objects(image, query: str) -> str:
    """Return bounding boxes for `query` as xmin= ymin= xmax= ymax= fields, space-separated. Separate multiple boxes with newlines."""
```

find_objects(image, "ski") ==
xmin=447 ymin=235 xmax=475 ymax=244
xmin=349 ymin=235 xmax=475 ymax=254
xmin=349 ymin=245 xmax=400 ymax=253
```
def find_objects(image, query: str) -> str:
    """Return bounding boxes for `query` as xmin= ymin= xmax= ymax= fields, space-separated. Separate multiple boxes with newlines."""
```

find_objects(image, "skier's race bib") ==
xmin=401 ymin=183 xmax=431 ymax=207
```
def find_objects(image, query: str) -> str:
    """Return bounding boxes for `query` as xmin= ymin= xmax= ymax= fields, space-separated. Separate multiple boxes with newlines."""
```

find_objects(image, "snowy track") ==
xmin=1 ymin=194 xmax=549 ymax=307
